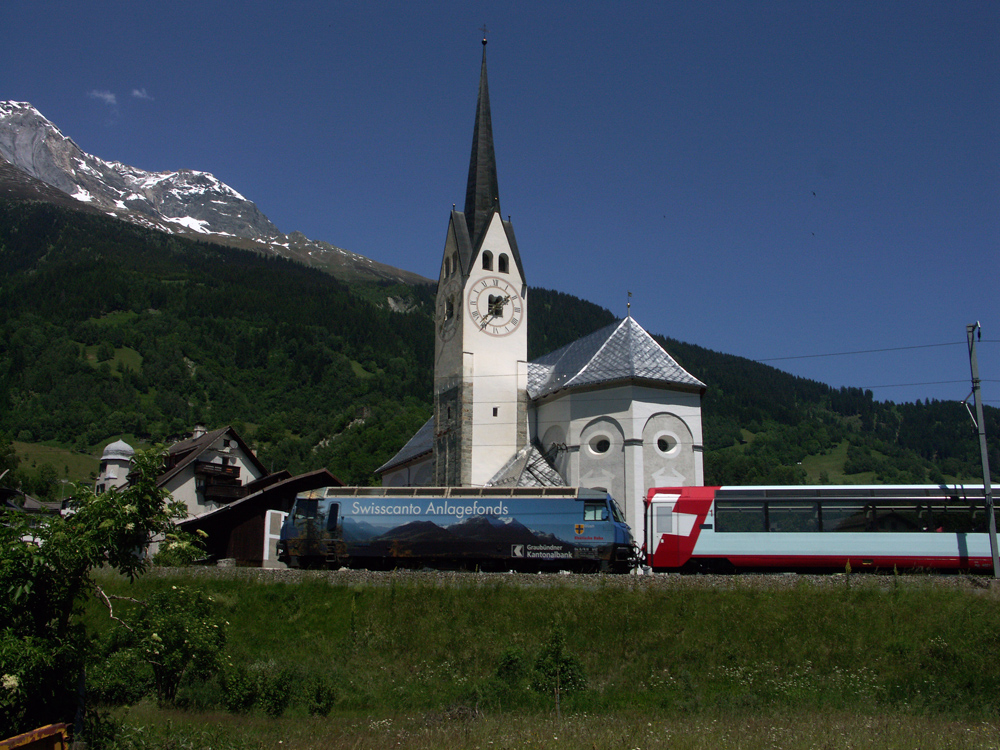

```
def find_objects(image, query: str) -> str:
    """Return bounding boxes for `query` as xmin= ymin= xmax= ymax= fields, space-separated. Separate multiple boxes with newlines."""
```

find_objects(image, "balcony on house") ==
xmin=195 ymin=461 xmax=246 ymax=502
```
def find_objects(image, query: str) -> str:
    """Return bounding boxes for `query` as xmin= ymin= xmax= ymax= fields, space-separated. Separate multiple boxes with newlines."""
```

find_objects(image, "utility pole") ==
xmin=966 ymin=322 xmax=999 ymax=579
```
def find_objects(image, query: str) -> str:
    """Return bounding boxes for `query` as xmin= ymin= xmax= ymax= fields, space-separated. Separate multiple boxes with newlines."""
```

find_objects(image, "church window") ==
xmin=656 ymin=433 xmax=680 ymax=456
xmin=482 ymin=251 xmax=493 ymax=271
xmin=452 ymin=252 xmax=459 ymax=275
xmin=589 ymin=436 xmax=611 ymax=455
xmin=444 ymin=257 xmax=451 ymax=277
xmin=499 ymin=253 xmax=509 ymax=273
xmin=446 ymin=298 xmax=454 ymax=320
xmin=493 ymin=407 xmax=498 ymax=417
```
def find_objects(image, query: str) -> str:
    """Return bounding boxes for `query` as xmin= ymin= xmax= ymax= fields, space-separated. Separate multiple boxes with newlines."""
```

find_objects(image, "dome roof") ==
xmin=101 ymin=439 xmax=135 ymax=462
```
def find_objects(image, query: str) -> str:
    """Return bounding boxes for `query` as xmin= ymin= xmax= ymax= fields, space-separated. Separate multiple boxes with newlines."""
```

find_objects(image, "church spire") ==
xmin=464 ymin=35 xmax=501 ymax=247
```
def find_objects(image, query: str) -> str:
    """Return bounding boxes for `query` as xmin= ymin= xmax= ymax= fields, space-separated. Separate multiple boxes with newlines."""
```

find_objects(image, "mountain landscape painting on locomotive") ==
xmin=278 ymin=486 xmax=635 ymax=573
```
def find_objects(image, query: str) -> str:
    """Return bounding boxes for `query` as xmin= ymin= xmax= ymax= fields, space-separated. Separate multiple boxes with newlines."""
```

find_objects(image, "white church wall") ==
xmin=381 ymin=455 xmax=434 ymax=487
xmin=533 ymin=383 xmax=703 ymax=533
xmin=577 ymin=415 xmax=626 ymax=512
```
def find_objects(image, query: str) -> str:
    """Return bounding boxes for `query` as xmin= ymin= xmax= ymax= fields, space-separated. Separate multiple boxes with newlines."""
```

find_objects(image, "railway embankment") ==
xmin=147 ymin=564 xmax=1000 ymax=595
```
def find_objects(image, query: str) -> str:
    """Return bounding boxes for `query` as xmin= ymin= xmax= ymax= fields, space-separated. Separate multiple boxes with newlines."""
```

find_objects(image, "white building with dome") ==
xmin=95 ymin=438 xmax=135 ymax=495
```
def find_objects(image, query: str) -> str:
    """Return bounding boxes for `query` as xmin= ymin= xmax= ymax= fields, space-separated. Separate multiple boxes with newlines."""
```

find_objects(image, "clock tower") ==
xmin=433 ymin=37 xmax=528 ymax=486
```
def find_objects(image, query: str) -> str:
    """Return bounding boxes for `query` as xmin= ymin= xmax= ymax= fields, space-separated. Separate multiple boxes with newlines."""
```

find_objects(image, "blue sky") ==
xmin=3 ymin=2 xmax=998 ymax=406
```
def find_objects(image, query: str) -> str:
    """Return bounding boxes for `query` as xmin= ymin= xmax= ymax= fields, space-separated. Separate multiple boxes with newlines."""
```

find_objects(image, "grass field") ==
xmin=13 ymin=441 xmax=100 ymax=483
xmin=87 ymin=569 xmax=1000 ymax=749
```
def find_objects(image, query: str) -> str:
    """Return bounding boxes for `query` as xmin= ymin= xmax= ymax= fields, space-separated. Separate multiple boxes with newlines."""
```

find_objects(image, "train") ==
xmin=645 ymin=484 xmax=996 ymax=573
xmin=277 ymin=486 xmax=636 ymax=573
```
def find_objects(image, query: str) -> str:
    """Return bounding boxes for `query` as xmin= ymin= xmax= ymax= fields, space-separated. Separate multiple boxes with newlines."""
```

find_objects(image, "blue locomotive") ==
xmin=277 ymin=487 xmax=636 ymax=573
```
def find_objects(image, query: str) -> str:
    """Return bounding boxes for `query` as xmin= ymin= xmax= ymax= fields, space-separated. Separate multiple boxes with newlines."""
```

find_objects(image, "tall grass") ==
xmin=87 ymin=570 xmax=1000 ymax=725
xmin=87 ymin=571 xmax=1000 ymax=748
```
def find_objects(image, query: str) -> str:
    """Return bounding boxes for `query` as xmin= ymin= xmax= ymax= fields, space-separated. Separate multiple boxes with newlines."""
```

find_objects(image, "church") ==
xmin=377 ymin=39 xmax=706 ymax=534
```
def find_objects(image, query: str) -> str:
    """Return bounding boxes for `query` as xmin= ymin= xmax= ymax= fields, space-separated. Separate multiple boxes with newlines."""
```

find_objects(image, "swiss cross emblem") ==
xmin=575 ymin=524 xmax=585 ymax=535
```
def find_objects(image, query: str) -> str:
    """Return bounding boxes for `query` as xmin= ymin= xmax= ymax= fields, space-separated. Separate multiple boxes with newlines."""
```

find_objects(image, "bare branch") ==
xmin=93 ymin=583 xmax=143 ymax=631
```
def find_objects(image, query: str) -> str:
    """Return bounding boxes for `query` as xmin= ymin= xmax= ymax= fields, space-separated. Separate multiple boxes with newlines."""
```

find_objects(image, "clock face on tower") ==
xmin=436 ymin=279 xmax=461 ymax=342
xmin=467 ymin=276 xmax=523 ymax=336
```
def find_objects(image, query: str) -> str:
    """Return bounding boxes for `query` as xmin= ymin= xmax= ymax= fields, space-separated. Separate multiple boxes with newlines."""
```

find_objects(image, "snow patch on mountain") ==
xmin=0 ymin=100 xmax=433 ymax=286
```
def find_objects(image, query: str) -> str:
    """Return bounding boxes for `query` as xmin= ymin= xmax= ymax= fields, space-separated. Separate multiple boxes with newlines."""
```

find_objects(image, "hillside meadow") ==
xmin=84 ymin=568 xmax=1000 ymax=749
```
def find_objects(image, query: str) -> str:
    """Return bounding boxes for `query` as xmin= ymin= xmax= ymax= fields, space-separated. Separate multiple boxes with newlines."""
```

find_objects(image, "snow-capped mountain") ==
xmin=0 ymin=101 xmax=430 ymax=285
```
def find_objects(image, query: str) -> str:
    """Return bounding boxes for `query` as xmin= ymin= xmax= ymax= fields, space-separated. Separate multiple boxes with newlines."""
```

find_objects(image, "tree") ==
xmin=0 ymin=448 xmax=185 ymax=737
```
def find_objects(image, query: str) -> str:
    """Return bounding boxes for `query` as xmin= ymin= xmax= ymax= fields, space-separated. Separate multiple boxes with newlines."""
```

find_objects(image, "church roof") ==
xmin=374 ymin=416 xmax=434 ymax=474
xmin=485 ymin=444 xmax=567 ymax=488
xmin=527 ymin=316 xmax=705 ymax=400
xmin=464 ymin=38 xmax=500 ymax=248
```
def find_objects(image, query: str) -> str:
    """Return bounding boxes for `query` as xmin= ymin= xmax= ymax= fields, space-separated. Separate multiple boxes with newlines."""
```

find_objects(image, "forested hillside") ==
xmin=0 ymin=198 xmax=995 ymax=497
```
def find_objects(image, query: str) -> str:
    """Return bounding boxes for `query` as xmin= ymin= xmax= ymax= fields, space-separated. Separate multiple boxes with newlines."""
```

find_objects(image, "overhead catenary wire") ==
xmin=756 ymin=341 xmax=965 ymax=362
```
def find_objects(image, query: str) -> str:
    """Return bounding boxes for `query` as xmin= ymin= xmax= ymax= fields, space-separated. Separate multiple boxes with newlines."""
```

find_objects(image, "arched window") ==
xmin=445 ymin=298 xmax=454 ymax=320
xmin=452 ymin=252 xmax=459 ymax=276
xmin=498 ymin=253 xmax=509 ymax=273
xmin=482 ymin=251 xmax=493 ymax=271
xmin=444 ymin=257 xmax=451 ymax=277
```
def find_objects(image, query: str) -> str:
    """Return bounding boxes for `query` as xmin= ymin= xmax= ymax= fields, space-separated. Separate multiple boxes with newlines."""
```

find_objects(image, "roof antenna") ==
xmin=627 ymin=290 xmax=632 ymax=318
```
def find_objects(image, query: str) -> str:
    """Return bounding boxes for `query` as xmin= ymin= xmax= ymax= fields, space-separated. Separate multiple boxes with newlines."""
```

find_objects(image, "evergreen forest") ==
xmin=0 ymin=198 xmax=995 ymax=498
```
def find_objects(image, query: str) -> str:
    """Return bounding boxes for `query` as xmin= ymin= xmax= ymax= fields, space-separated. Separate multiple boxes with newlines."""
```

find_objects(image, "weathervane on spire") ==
xmin=481 ymin=24 xmax=488 ymax=45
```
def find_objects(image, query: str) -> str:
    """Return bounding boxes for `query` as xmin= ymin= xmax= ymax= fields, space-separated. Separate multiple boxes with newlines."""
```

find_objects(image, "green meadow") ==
xmin=87 ymin=569 xmax=1000 ymax=749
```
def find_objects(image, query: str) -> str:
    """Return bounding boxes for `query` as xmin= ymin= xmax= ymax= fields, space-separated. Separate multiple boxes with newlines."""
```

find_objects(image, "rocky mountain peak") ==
xmin=0 ymin=101 xmax=432 ymax=286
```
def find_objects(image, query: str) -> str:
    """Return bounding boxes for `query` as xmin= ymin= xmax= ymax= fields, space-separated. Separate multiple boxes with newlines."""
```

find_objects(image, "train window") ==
xmin=326 ymin=503 xmax=340 ymax=532
xmin=819 ymin=501 xmax=868 ymax=532
xmin=875 ymin=503 xmax=924 ymax=532
xmin=716 ymin=501 xmax=765 ymax=532
xmin=294 ymin=499 xmax=318 ymax=521
xmin=584 ymin=502 xmax=606 ymax=521
xmin=767 ymin=502 xmax=819 ymax=532
xmin=655 ymin=505 xmax=673 ymax=534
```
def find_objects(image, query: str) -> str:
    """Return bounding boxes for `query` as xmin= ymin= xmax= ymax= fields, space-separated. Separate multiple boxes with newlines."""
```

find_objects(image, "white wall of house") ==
xmin=170 ymin=435 xmax=267 ymax=518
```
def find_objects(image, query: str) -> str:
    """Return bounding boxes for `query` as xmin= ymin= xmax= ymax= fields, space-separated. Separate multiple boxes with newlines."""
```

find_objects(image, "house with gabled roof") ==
xmin=157 ymin=425 xmax=270 ymax=519
xmin=376 ymin=38 xmax=706 ymax=534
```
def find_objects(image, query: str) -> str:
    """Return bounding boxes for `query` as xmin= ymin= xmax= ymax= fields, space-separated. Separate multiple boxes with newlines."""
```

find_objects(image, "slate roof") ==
xmin=528 ymin=316 xmax=705 ymax=400
xmin=464 ymin=39 xmax=501 ymax=248
xmin=485 ymin=444 xmax=567 ymax=487
xmin=374 ymin=416 xmax=434 ymax=474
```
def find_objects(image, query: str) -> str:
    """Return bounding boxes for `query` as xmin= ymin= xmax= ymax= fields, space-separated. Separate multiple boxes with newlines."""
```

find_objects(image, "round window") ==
xmin=656 ymin=433 xmax=680 ymax=455
xmin=590 ymin=436 xmax=611 ymax=454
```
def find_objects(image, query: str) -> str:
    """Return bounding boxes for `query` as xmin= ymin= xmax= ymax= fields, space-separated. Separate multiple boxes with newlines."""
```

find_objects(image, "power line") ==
xmin=756 ymin=341 xmax=963 ymax=363
xmin=861 ymin=379 xmax=1000 ymax=390
xmin=757 ymin=339 xmax=999 ymax=363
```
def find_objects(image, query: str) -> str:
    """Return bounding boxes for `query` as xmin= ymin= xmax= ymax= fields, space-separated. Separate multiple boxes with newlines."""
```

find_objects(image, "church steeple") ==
xmin=464 ymin=36 xmax=500 ymax=247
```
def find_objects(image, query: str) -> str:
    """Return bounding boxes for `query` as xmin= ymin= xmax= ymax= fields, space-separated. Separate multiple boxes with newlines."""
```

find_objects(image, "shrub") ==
xmin=133 ymin=586 xmax=226 ymax=704
xmin=88 ymin=650 xmax=154 ymax=706
xmin=531 ymin=626 xmax=586 ymax=695
xmin=306 ymin=673 xmax=339 ymax=716
xmin=222 ymin=664 xmax=258 ymax=713
xmin=257 ymin=663 xmax=297 ymax=718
